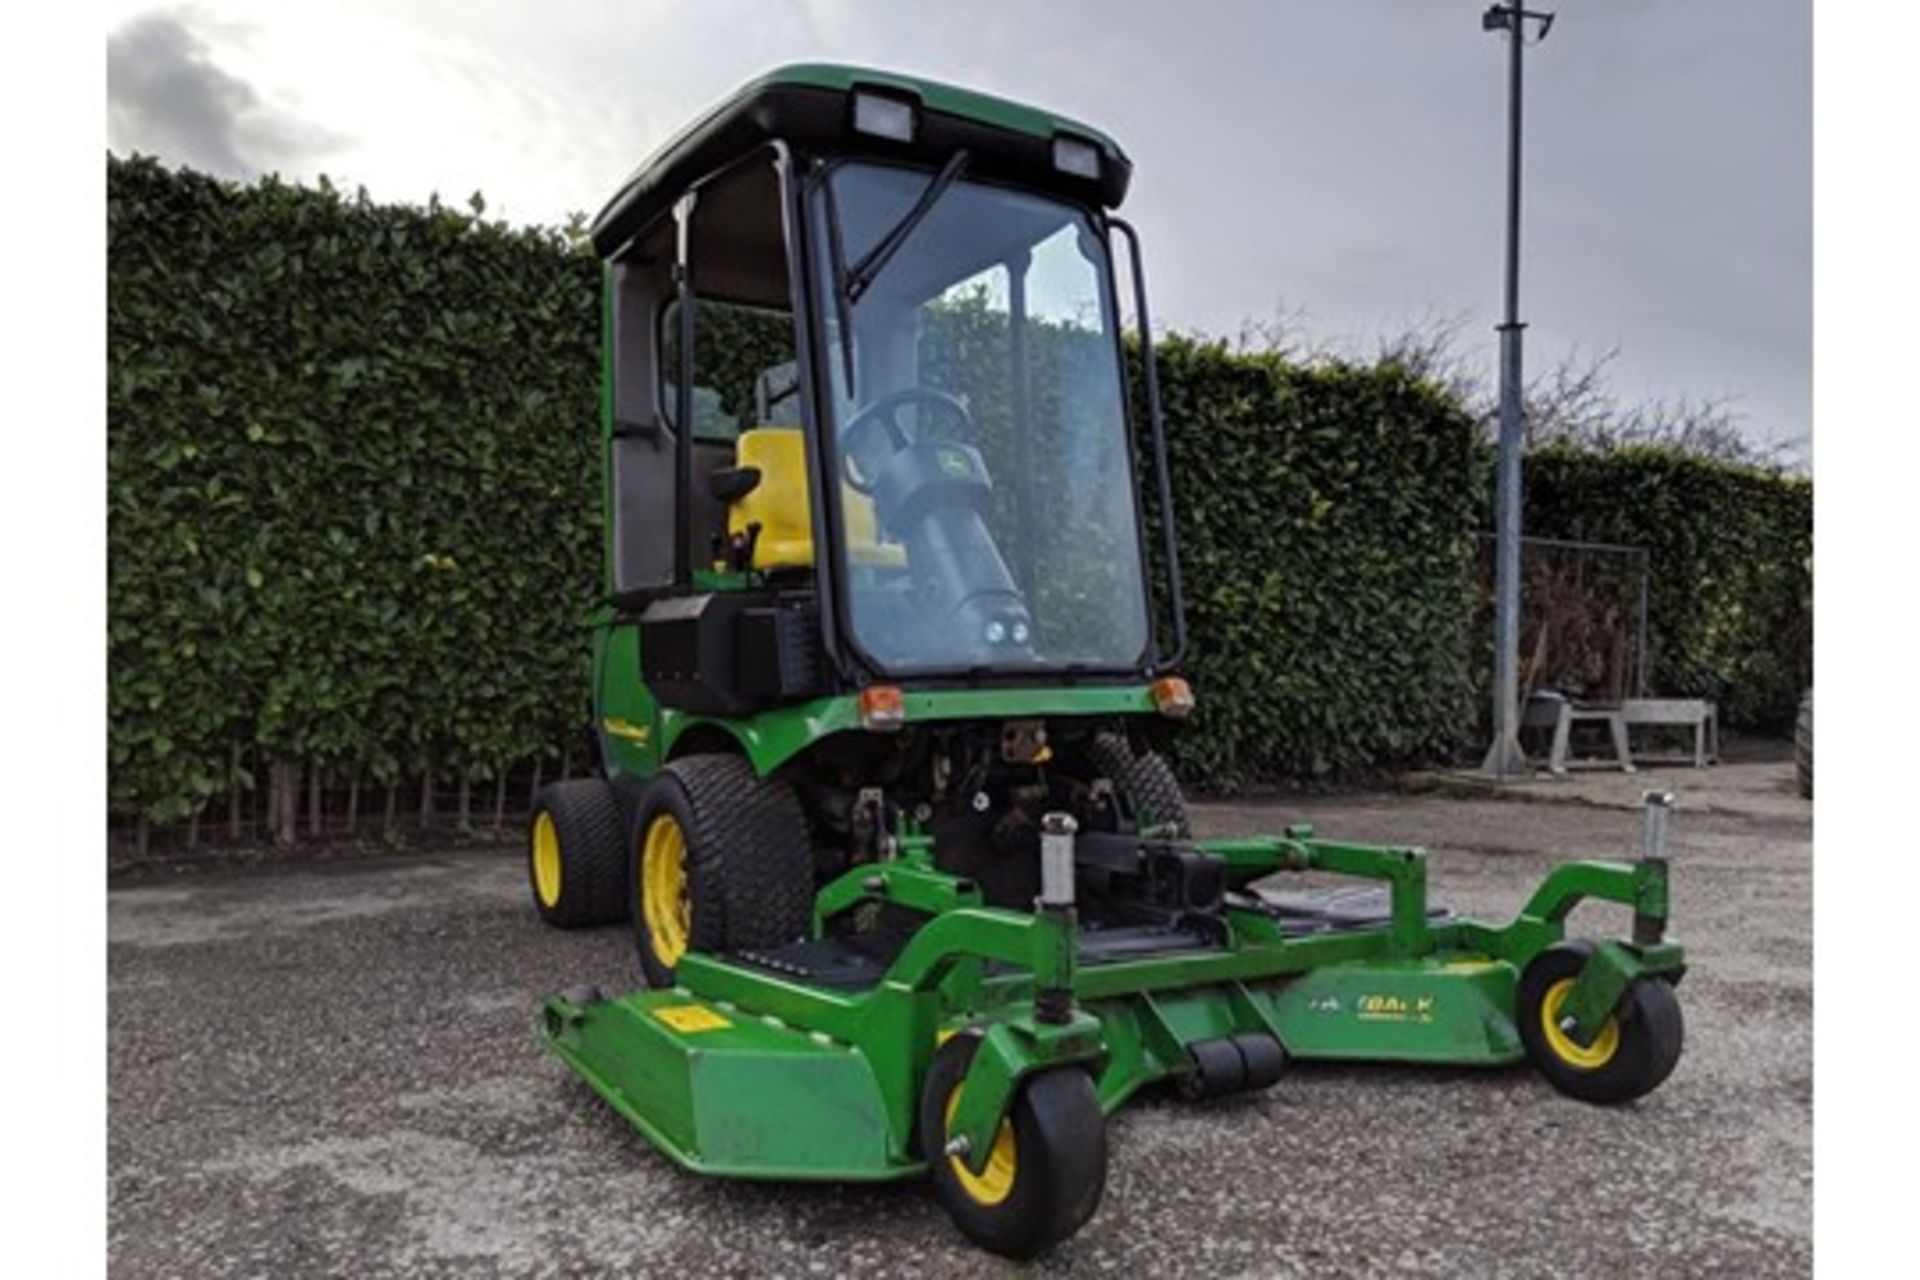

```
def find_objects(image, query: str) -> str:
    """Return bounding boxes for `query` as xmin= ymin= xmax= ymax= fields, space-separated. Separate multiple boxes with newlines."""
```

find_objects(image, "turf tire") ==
xmin=1086 ymin=733 xmax=1191 ymax=837
xmin=1518 ymin=940 xmax=1685 ymax=1105
xmin=527 ymin=779 xmax=628 ymax=928
xmin=631 ymin=754 xmax=813 ymax=988
xmin=919 ymin=1032 xmax=1107 ymax=1259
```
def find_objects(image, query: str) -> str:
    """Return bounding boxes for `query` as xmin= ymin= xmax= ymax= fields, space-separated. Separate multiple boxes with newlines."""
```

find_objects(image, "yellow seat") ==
xmin=728 ymin=428 xmax=904 ymax=572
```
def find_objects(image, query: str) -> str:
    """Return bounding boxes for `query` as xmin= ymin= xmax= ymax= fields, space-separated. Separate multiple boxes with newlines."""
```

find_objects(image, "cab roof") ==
xmin=588 ymin=63 xmax=1133 ymax=259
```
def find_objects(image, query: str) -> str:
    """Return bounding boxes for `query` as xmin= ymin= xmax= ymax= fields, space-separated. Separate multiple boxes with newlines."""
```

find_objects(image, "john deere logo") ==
xmin=602 ymin=717 xmax=650 ymax=744
xmin=1356 ymin=994 xmax=1436 ymax=1024
xmin=937 ymin=448 xmax=971 ymax=478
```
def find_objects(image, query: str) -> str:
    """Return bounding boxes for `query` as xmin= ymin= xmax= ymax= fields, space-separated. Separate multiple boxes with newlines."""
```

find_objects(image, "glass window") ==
xmin=660 ymin=297 xmax=796 ymax=442
xmin=812 ymin=163 xmax=1149 ymax=674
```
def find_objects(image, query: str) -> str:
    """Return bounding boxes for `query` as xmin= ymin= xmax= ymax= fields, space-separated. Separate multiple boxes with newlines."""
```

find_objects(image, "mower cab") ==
xmin=526 ymin=64 xmax=1688 ymax=1259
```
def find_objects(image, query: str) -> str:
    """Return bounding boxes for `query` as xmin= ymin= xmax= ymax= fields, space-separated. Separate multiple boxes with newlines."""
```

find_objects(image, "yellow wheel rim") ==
xmin=531 ymin=812 xmax=562 ymax=909
xmin=641 ymin=814 xmax=692 ymax=966
xmin=944 ymin=1084 xmax=1018 ymax=1207
xmin=1540 ymin=977 xmax=1621 ymax=1070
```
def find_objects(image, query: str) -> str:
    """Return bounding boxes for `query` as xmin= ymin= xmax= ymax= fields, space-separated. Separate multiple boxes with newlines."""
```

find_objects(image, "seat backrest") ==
xmin=729 ymin=428 xmax=814 ymax=570
xmin=727 ymin=428 xmax=902 ymax=572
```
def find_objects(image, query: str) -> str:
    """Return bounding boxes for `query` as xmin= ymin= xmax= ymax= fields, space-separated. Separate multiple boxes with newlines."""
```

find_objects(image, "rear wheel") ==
xmin=1519 ymin=941 xmax=1684 ymax=1104
xmin=527 ymin=779 xmax=627 ymax=928
xmin=919 ymin=1032 xmax=1107 ymax=1258
xmin=1086 ymin=733 xmax=1191 ymax=837
xmin=631 ymin=754 xmax=813 ymax=988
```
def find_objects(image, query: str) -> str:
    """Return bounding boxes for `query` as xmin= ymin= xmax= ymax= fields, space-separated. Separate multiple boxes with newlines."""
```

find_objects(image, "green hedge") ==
xmin=1522 ymin=447 xmax=1812 ymax=730
xmin=107 ymin=156 xmax=1806 ymax=829
xmin=109 ymin=156 xmax=601 ymax=825
xmin=1151 ymin=337 xmax=1482 ymax=788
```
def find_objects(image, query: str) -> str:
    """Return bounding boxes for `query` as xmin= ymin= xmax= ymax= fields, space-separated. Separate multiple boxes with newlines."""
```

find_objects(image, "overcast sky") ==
xmin=105 ymin=0 xmax=1811 ymax=459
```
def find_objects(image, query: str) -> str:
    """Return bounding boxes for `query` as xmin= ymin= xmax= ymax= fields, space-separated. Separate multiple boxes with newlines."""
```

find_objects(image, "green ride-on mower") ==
xmin=525 ymin=64 xmax=1687 ymax=1257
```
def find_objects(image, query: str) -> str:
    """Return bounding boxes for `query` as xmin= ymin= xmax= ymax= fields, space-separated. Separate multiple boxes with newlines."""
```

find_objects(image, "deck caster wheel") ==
xmin=1179 ymin=1037 xmax=1246 ymax=1099
xmin=1231 ymin=1033 xmax=1289 ymax=1090
xmin=527 ymin=780 xmax=627 ymax=928
xmin=920 ymin=1032 xmax=1107 ymax=1258
xmin=1519 ymin=941 xmax=1685 ymax=1104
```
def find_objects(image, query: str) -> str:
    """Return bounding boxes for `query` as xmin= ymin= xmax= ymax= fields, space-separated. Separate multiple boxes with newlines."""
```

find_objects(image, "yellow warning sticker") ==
xmin=653 ymin=1004 xmax=732 ymax=1034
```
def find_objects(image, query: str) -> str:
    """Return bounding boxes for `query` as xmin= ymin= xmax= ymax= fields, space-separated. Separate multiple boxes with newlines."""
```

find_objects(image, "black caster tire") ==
xmin=527 ymin=779 xmax=627 ymax=928
xmin=1519 ymin=941 xmax=1685 ymax=1105
xmin=919 ymin=1032 xmax=1107 ymax=1259
xmin=630 ymin=754 xmax=813 ymax=989
xmin=1179 ymin=1037 xmax=1246 ymax=1099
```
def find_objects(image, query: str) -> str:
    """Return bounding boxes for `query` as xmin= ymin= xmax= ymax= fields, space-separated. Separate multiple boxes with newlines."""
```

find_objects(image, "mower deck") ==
xmin=543 ymin=829 xmax=1682 ymax=1185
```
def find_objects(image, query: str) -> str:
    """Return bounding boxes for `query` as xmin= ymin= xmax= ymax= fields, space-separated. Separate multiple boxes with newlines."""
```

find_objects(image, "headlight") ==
xmin=1052 ymin=135 xmax=1101 ymax=180
xmin=853 ymin=91 xmax=916 ymax=143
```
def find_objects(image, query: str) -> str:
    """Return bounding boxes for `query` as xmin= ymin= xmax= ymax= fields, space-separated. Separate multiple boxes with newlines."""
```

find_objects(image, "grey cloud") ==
xmin=98 ymin=0 xmax=1807 ymax=458
xmin=107 ymin=8 xmax=344 ymax=178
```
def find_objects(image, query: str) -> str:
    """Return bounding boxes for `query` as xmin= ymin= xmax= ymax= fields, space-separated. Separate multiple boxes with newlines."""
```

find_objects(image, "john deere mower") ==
xmin=526 ymin=64 xmax=1686 ymax=1257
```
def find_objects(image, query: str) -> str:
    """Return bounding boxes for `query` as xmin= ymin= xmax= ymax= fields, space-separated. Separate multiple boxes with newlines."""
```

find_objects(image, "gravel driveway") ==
xmin=109 ymin=758 xmax=1811 ymax=1277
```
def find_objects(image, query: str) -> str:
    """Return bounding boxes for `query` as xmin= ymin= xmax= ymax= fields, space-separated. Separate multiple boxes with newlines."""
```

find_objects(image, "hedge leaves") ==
xmin=107 ymin=156 xmax=1810 ymax=826
xmin=109 ymin=156 xmax=600 ymax=824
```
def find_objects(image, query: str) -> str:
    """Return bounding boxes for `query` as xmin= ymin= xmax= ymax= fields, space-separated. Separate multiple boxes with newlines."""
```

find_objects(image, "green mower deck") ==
xmin=543 ymin=829 xmax=1684 ymax=1183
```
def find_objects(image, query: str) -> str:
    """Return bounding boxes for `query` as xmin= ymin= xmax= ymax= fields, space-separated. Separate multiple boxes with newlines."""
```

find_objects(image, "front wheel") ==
xmin=919 ymin=1031 xmax=1107 ymax=1258
xmin=1518 ymin=941 xmax=1684 ymax=1104
xmin=630 ymin=754 xmax=814 ymax=988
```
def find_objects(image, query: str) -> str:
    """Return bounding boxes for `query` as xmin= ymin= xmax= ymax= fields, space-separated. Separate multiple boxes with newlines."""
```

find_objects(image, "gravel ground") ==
xmin=108 ymin=757 xmax=1811 ymax=1277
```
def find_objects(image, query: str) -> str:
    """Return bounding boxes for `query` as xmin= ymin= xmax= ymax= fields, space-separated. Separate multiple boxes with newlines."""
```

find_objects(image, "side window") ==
xmin=612 ymin=152 xmax=795 ymax=593
xmin=660 ymin=298 xmax=797 ymax=441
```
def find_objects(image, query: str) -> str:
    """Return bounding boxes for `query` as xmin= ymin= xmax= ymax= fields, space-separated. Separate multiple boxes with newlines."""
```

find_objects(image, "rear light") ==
xmin=860 ymin=685 xmax=907 ymax=731
xmin=1151 ymin=676 xmax=1195 ymax=719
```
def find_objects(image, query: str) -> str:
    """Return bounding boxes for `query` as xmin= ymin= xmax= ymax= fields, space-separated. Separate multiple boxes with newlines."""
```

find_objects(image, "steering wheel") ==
xmin=840 ymin=387 xmax=975 ymax=494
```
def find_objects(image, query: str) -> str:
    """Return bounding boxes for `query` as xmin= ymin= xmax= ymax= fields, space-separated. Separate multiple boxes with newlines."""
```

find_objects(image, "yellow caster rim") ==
xmin=1540 ymin=977 xmax=1621 ymax=1070
xmin=944 ymin=1084 xmax=1019 ymax=1207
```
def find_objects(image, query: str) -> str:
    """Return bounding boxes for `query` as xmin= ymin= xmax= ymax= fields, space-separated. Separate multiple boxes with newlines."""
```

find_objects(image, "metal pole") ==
xmin=1637 ymin=548 xmax=1651 ymax=697
xmin=1481 ymin=1 xmax=1553 ymax=777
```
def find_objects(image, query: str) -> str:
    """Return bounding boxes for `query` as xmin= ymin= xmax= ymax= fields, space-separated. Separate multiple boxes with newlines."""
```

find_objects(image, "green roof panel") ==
xmin=589 ymin=62 xmax=1132 ymax=257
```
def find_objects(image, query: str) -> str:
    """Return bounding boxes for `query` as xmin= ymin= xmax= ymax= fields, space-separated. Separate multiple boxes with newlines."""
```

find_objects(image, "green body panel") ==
xmin=542 ymin=833 xmax=1683 ymax=1181
xmin=600 ymin=62 xmax=1127 ymax=230
xmin=645 ymin=687 xmax=1152 ymax=775
xmin=591 ymin=619 xmax=658 ymax=777
xmin=1264 ymin=960 xmax=1522 ymax=1062
xmin=543 ymin=991 xmax=896 ymax=1180
xmin=758 ymin=63 xmax=1128 ymax=160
